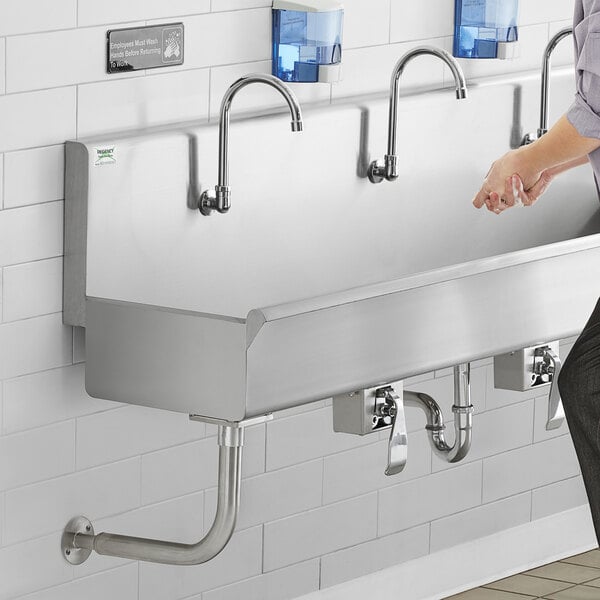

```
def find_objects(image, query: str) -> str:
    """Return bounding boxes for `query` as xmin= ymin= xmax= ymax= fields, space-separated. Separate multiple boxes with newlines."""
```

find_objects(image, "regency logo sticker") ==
xmin=94 ymin=146 xmax=117 ymax=166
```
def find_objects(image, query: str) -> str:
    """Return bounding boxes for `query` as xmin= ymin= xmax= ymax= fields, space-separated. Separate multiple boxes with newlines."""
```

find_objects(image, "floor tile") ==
xmin=525 ymin=562 xmax=600 ymax=584
xmin=444 ymin=587 xmax=537 ymax=599
xmin=583 ymin=577 xmax=600 ymax=588
xmin=484 ymin=573 xmax=573 ymax=597
xmin=561 ymin=550 xmax=600 ymax=570
xmin=446 ymin=550 xmax=600 ymax=599
xmin=544 ymin=584 xmax=600 ymax=599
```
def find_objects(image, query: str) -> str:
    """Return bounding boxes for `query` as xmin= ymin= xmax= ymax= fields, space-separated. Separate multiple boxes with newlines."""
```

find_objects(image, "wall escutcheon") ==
xmin=62 ymin=516 xmax=95 ymax=565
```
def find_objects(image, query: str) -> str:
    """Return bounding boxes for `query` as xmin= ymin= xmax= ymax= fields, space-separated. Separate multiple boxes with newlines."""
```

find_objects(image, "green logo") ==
xmin=94 ymin=146 xmax=117 ymax=165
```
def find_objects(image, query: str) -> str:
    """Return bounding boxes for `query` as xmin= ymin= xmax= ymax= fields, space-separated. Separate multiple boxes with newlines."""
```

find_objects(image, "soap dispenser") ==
xmin=454 ymin=0 xmax=519 ymax=60
xmin=272 ymin=0 xmax=344 ymax=83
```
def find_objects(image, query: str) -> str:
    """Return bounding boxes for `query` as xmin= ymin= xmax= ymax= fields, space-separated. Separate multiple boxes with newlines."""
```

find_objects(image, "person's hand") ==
xmin=507 ymin=171 xmax=555 ymax=208
xmin=472 ymin=149 xmax=546 ymax=214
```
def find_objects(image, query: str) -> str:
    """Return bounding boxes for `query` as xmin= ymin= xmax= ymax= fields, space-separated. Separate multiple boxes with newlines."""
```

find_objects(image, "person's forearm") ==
xmin=522 ymin=115 xmax=600 ymax=173
xmin=473 ymin=114 xmax=600 ymax=210
xmin=546 ymin=155 xmax=590 ymax=178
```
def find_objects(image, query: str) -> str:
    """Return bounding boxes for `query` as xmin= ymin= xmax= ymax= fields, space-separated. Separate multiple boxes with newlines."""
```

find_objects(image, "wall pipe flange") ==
xmin=62 ymin=516 xmax=95 ymax=565
xmin=61 ymin=413 xmax=272 ymax=566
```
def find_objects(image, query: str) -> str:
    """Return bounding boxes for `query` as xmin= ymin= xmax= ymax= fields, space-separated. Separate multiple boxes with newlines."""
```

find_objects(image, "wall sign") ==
xmin=107 ymin=23 xmax=184 ymax=73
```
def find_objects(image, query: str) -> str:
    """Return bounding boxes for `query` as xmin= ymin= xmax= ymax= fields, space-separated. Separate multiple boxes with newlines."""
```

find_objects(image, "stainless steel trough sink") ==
xmin=64 ymin=68 xmax=600 ymax=422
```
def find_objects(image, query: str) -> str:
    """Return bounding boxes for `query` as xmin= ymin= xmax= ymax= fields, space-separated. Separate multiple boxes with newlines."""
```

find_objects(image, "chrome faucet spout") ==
xmin=539 ymin=27 xmax=573 ymax=137
xmin=369 ymin=46 xmax=468 ymax=184
xmin=199 ymin=74 xmax=303 ymax=216
xmin=522 ymin=27 xmax=573 ymax=145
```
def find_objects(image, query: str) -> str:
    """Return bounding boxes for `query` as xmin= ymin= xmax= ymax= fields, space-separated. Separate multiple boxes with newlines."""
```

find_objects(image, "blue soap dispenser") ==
xmin=272 ymin=0 xmax=344 ymax=83
xmin=454 ymin=0 xmax=519 ymax=59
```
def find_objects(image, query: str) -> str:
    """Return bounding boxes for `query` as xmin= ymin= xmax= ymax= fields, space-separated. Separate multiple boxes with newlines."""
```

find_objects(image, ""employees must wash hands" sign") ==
xmin=107 ymin=23 xmax=184 ymax=73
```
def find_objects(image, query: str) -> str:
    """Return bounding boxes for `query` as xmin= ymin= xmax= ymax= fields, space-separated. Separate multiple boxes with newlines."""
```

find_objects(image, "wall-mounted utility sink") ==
xmin=64 ymin=68 xmax=600 ymax=423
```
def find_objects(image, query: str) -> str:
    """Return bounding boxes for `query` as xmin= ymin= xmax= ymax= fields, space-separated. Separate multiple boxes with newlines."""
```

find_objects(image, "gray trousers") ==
xmin=558 ymin=298 xmax=600 ymax=544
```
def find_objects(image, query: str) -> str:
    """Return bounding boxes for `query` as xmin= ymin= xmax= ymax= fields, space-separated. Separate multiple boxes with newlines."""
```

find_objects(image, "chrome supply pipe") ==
xmin=199 ymin=73 xmax=303 ymax=216
xmin=405 ymin=363 xmax=474 ymax=463
xmin=61 ymin=420 xmax=259 ymax=566
xmin=368 ymin=46 xmax=468 ymax=184
xmin=522 ymin=27 xmax=573 ymax=145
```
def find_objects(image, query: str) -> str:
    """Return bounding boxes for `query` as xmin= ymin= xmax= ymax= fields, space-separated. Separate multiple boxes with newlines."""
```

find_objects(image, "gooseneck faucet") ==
xmin=368 ymin=46 xmax=468 ymax=184
xmin=522 ymin=27 xmax=573 ymax=145
xmin=199 ymin=74 xmax=303 ymax=216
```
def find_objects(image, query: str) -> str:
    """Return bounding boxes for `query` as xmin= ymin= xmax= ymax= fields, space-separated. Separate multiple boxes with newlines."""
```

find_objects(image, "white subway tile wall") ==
xmin=319 ymin=524 xmax=430 ymax=588
xmin=17 ymin=564 xmax=139 ymax=600
xmin=0 ymin=155 xmax=4 ymax=209
xmin=4 ymin=146 xmax=65 ymax=209
xmin=0 ymin=314 xmax=72 ymax=380
xmin=0 ymin=2 xmax=77 ymax=37
xmin=202 ymin=560 xmax=320 ymax=600
xmin=343 ymin=0 xmax=391 ymax=49
xmin=0 ymin=202 xmax=63 ymax=267
xmin=1 ymin=364 xmax=115 ymax=434
xmin=429 ymin=493 xmax=532 ymax=553
xmin=263 ymin=493 xmax=378 ymax=571
xmin=93 ymin=491 xmax=205 ymax=545
xmin=531 ymin=476 xmax=589 ymax=520
xmin=139 ymin=527 xmax=263 ymax=599
xmin=77 ymin=68 xmax=210 ymax=137
xmin=0 ymin=39 xmax=5 ymax=96
xmin=204 ymin=459 xmax=324 ymax=531
xmin=0 ymin=88 xmax=76 ymax=153
xmin=0 ymin=1 xmax=588 ymax=599
xmin=77 ymin=0 xmax=211 ymax=27
xmin=6 ymin=25 xmax=146 ymax=93
xmin=391 ymin=0 xmax=454 ymax=43
xmin=378 ymin=461 xmax=483 ymax=537
xmin=3 ymin=457 xmax=141 ymax=544
xmin=2 ymin=258 xmax=63 ymax=322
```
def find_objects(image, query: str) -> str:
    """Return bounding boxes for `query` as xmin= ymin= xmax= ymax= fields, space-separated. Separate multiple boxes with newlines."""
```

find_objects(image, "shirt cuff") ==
xmin=567 ymin=93 xmax=600 ymax=139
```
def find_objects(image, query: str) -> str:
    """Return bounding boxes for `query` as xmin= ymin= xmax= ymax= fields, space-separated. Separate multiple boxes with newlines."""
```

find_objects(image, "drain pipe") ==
xmin=61 ymin=415 xmax=271 ymax=566
xmin=405 ymin=363 xmax=474 ymax=462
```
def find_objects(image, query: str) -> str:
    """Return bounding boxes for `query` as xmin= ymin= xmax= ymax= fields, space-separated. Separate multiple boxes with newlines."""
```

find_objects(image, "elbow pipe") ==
xmin=404 ymin=363 xmax=474 ymax=463
xmin=62 ymin=425 xmax=243 ymax=566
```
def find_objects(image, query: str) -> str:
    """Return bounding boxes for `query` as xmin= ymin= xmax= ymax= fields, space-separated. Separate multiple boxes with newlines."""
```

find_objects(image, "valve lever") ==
xmin=539 ymin=347 xmax=564 ymax=430
xmin=375 ymin=386 xmax=408 ymax=476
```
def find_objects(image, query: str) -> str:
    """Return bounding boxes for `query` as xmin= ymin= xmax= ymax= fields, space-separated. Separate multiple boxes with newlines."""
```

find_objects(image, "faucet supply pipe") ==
xmin=199 ymin=73 xmax=303 ymax=216
xmin=369 ymin=46 xmax=468 ymax=184
xmin=62 ymin=421 xmax=252 ymax=566
xmin=404 ymin=363 xmax=473 ymax=462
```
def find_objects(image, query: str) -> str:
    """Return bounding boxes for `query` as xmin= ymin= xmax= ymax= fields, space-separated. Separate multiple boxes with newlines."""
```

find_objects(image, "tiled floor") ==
xmin=446 ymin=550 xmax=600 ymax=599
